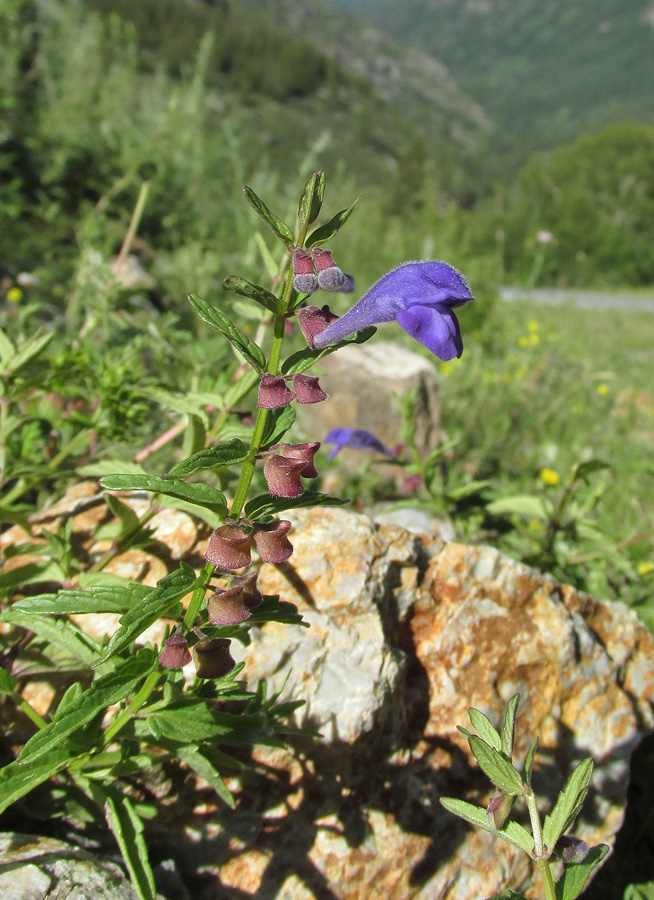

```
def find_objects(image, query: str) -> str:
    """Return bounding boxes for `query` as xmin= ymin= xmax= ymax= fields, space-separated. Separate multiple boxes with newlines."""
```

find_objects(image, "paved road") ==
xmin=500 ymin=286 xmax=654 ymax=313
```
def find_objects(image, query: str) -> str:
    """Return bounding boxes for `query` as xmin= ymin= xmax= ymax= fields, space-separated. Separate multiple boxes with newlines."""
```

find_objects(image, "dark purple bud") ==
xmin=292 ymin=248 xmax=319 ymax=295
xmin=297 ymin=305 xmax=340 ymax=349
xmin=193 ymin=637 xmax=235 ymax=679
xmin=229 ymin=571 xmax=263 ymax=609
xmin=292 ymin=373 xmax=328 ymax=404
xmin=258 ymin=374 xmax=295 ymax=409
xmin=271 ymin=441 xmax=320 ymax=478
xmin=263 ymin=455 xmax=306 ymax=498
xmin=311 ymin=248 xmax=346 ymax=291
xmin=252 ymin=519 xmax=293 ymax=563
xmin=557 ymin=835 xmax=590 ymax=864
xmin=486 ymin=792 xmax=514 ymax=829
xmin=205 ymin=523 xmax=252 ymax=570
xmin=159 ymin=632 xmax=192 ymax=670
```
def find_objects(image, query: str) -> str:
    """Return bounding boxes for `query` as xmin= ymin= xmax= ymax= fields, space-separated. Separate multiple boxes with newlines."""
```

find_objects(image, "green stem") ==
xmin=11 ymin=692 xmax=47 ymax=730
xmin=100 ymin=670 xmax=161 ymax=748
xmin=537 ymin=858 xmax=557 ymax=900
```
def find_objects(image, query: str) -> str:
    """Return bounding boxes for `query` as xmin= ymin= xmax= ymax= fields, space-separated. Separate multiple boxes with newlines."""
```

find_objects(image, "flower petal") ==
xmin=324 ymin=427 xmax=396 ymax=459
xmin=396 ymin=303 xmax=463 ymax=360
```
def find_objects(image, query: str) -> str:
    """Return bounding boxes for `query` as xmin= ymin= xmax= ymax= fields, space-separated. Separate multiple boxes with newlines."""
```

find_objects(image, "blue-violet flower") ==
xmin=324 ymin=428 xmax=397 ymax=461
xmin=312 ymin=261 xmax=473 ymax=360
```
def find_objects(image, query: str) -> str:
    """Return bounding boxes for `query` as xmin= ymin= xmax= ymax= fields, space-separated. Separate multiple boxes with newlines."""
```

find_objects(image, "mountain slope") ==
xmin=323 ymin=0 xmax=654 ymax=158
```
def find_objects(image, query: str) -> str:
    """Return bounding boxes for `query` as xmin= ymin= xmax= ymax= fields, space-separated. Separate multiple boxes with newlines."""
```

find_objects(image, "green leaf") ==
xmin=244 ymin=490 xmax=348 ymax=521
xmin=260 ymin=404 xmax=296 ymax=449
xmin=104 ymin=789 xmax=157 ymax=900
xmin=167 ymin=438 xmax=248 ymax=478
xmin=306 ymin=195 xmax=360 ymax=247
xmin=624 ymin=882 xmax=654 ymax=900
xmin=523 ymin=737 xmax=539 ymax=786
xmin=469 ymin=735 xmax=524 ymax=795
xmin=488 ymin=893 xmax=529 ymax=900
xmin=439 ymin=796 xmax=534 ymax=855
xmin=0 ymin=667 xmax=17 ymax=694
xmin=54 ymin=683 xmax=84 ymax=719
xmin=93 ymin=565 xmax=197 ymax=665
xmin=147 ymin=702 xmax=265 ymax=744
xmin=176 ymin=745 xmax=235 ymax=808
xmin=556 ymin=844 xmax=609 ymax=900
xmin=500 ymin=694 xmax=520 ymax=759
xmin=104 ymin=493 xmax=141 ymax=534
xmin=1 ymin=609 xmax=101 ymax=664
xmin=254 ymin=231 xmax=279 ymax=281
xmin=76 ymin=459 xmax=147 ymax=477
xmin=298 ymin=170 xmax=326 ymax=228
xmin=486 ymin=495 xmax=552 ymax=520
xmin=543 ymin=758 xmax=594 ymax=851
xmin=248 ymin=594 xmax=307 ymax=627
xmin=9 ymin=583 xmax=150 ymax=616
xmin=575 ymin=460 xmax=610 ymax=481
xmin=0 ymin=325 xmax=16 ymax=363
xmin=222 ymin=276 xmax=283 ymax=315
xmin=0 ymin=750 xmax=72 ymax=815
xmin=0 ymin=330 xmax=53 ymax=379
xmin=469 ymin=708 xmax=502 ymax=751
xmin=188 ymin=293 xmax=266 ymax=373
xmin=445 ymin=479 xmax=492 ymax=502
xmin=222 ymin=368 xmax=260 ymax=410
xmin=0 ymin=559 xmax=65 ymax=592
xmin=281 ymin=326 xmax=376 ymax=375
xmin=101 ymin=474 xmax=227 ymax=515
xmin=243 ymin=185 xmax=294 ymax=248
xmin=139 ymin=385 xmax=210 ymax=426
xmin=18 ymin=651 xmax=157 ymax=764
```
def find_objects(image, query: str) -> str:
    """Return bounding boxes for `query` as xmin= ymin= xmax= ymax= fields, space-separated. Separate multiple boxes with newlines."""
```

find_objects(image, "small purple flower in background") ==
xmin=312 ymin=261 xmax=473 ymax=360
xmin=324 ymin=427 xmax=397 ymax=461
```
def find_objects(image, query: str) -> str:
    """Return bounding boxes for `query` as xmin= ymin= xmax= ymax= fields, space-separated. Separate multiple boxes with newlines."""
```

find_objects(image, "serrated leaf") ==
xmin=306 ymin=195 xmax=360 ymax=247
xmin=0 ymin=750 xmax=72 ymax=815
xmin=469 ymin=735 xmax=524 ymax=795
xmin=298 ymin=170 xmax=325 ymax=228
xmin=486 ymin=495 xmax=552 ymax=520
xmin=222 ymin=276 xmax=283 ymax=315
xmin=18 ymin=651 xmax=157 ymax=764
xmin=281 ymin=325 xmax=376 ymax=375
xmin=439 ymin=797 xmax=534 ymax=855
xmin=1 ymin=609 xmax=101 ymax=664
xmin=104 ymin=789 xmax=157 ymax=900
xmin=261 ymin=404 xmax=296 ymax=449
xmin=556 ymin=843 xmax=609 ymax=900
xmin=167 ymin=438 xmax=248 ymax=478
xmin=0 ymin=330 xmax=53 ymax=379
xmin=244 ymin=490 xmax=348 ymax=521
xmin=101 ymin=474 xmax=227 ymax=514
xmin=543 ymin=758 xmax=594 ymax=851
xmin=93 ymin=565 xmax=197 ymax=665
xmin=177 ymin=745 xmax=235 ymax=808
xmin=9 ymin=583 xmax=150 ymax=616
xmin=147 ymin=703 xmax=265 ymax=744
xmin=188 ymin=293 xmax=267 ymax=373
xmin=523 ymin=737 xmax=539 ymax=785
xmin=469 ymin=708 xmax=502 ymax=751
xmin=243 ymin=185 xmax=294 ymax=248
xmin=500 ymin=694 xmax=520 ymax=759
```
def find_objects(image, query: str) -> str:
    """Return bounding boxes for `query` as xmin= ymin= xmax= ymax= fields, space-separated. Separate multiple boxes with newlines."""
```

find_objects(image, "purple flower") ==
xmin=324 ymin=428 xmax=397 ymax=461
xmin=312 ymin=261 xmax=473 ymax=360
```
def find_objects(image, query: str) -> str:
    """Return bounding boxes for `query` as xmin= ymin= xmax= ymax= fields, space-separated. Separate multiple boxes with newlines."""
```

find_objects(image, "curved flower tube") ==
xmin=312 ymin=261 xmax=473 ymax=360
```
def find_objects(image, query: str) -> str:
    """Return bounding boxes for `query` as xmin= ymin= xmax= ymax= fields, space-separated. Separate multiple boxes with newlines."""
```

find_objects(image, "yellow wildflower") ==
xmin=638 ymin=562 xmax=653 ymax=576
xmin=6 ymin=287 xmax=22 ymax=303
xmin=596 ymin=383 xmax=610 ymax=396
xmin=440 ymin=362 xmax=453 ymax=376
xmin=527 ymin=320 xmax=539 ymax=332
xmin=518 ymin=336 xmax=529 ymax=348
xmin=540 ymin=468 xmax=560 ymax=486
xmin=529 ymin=333 xmax=541 ymax=345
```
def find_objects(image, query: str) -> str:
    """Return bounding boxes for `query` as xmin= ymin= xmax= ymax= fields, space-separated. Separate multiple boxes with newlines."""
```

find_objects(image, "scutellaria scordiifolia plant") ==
xmin=0 ymin=171 xmax=473 ymax=900
xmin=441 ymin=695 xmax=609 ymax=900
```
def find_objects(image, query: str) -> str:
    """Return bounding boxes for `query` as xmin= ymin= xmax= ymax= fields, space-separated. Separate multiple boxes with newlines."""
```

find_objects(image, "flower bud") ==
xmin=193 ymin=637 xmax=235 ymax=679
xmin=207 ymin=572 xmax=263 ymax=625
xmin=292 ymin=248 xmax=319 ymax=295
xmin=257 ymin=374 xmax=295 ymax=409
xmin=205 ymin=523 xmax=252 ymax=570
xmin=229 ymin=571 xmax=263 ymax=609
xmin=252 ymin=519 xmax=293 ymax=563
xmin=557 ymin=835 xmax=590 ymax=864
xmin=486 ymin=792 xmax=514 ymax=829
xmin=292 ymin=373 xmax=328 ymax=404
xmin=311 ymin=248 xmax=346 ymax=291
xmin=297 ymin=304 xmax=340 ymax=349
xmin=263 ymin=455 xmax=306 ymax=498
xmin=159 ymin=632 xmax=191 ymax=670
xmin=272 ymin=441 xmax=320 ymax=478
